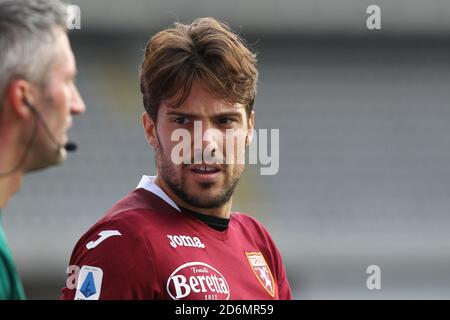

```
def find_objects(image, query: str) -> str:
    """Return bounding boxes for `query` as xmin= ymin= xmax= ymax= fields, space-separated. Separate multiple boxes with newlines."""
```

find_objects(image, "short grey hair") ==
xmin=0 ymin=0 xmax=68 ymax=109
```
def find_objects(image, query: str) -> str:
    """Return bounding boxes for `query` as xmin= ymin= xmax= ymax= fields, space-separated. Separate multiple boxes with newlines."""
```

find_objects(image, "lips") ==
xmin=190 ymin=164 xmax=221 ymax=174
xmin=188 ymin=164 xmax=222 ymax=183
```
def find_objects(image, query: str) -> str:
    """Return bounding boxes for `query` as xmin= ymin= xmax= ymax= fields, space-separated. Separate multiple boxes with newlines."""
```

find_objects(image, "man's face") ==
xmin=145 ymin=81 xmax=254 ymax=209
xmin=26 ymin=28 xmax=85 ymax=172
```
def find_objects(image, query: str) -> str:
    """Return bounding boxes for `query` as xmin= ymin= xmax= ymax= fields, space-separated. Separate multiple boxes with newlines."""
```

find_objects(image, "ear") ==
xmin=3 ymin=79 xmax=35 ymax=120
xmin=246 ymin=110 xmax=255 ymax=147
xmin=142 ymin=112 xmax=158 ymax=149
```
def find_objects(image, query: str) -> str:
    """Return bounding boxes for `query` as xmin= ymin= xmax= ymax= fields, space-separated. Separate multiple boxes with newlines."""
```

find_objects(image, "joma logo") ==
xmin=167 ymin=235 xmax=205 ymax=249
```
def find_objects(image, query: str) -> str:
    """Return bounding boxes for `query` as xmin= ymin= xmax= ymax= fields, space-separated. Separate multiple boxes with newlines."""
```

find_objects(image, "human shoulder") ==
xmin=71 ymin=189 xmax=172 ymax=257
xmin=231 ymin=211 xmax=270 ymax=232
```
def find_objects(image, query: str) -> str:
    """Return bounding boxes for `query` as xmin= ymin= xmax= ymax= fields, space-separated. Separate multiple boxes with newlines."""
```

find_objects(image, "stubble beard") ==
xmin=155 ymin=136 xmax=242 ymax=209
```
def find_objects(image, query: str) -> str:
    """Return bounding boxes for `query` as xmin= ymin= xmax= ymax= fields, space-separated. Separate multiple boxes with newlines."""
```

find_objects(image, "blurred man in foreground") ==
xmin=0 ymin=0 xmax=85 ymax=299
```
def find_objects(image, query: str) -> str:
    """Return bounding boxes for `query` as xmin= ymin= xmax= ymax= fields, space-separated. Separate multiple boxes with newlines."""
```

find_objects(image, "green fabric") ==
xmin=0 ymin=209 xmax=26 ymax=300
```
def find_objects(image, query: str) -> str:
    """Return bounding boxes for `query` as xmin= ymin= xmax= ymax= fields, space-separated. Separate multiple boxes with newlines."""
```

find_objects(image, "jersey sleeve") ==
xmin=271 ymin=243 xmax=293 ymax=300
xmin=243 ymin=214 xmax=294 ymax=300
xmin=61 ymin=216 xmax=155 ymax=300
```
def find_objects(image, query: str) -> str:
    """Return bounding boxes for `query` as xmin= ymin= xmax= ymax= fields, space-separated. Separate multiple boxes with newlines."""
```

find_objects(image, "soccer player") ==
xmin=62 ymin=17 xmax=292 ymax=300
xmin=0 ymin=0 xmax=85 ymax=299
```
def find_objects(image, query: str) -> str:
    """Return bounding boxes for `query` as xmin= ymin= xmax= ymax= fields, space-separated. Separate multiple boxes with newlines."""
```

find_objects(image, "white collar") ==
xmin=136 ymin=175 xmax=181 ymax=212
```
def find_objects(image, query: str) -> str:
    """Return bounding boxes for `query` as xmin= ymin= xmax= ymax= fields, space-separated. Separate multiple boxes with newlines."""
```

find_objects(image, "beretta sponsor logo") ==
xmin=166 ymin=262 xmax=230 ymax=300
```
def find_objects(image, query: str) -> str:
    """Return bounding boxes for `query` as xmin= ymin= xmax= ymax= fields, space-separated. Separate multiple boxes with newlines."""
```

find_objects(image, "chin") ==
xmin=25 ymin=148 xmax=66 ymax=173
xmin=186 ymin=185 xmax=233 ymax=208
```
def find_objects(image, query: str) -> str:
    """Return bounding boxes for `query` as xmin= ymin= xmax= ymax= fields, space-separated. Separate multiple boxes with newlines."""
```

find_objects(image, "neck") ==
xmin=0 ymin=174 xmax=22 ymax=208
xmin=0 ymin=126 xmax=25 ymax=208
xmin=154 ymin=176 xmax=232 ymax=219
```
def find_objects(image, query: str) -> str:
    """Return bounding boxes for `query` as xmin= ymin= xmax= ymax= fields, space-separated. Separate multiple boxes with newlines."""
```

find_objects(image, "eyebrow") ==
xmin=166 ymin=111 xmax=244 ymax=119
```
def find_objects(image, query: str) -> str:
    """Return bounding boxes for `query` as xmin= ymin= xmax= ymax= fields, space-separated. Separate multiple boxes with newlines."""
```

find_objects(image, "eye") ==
xmin=174 ymin=117 xmax=191 ymax=125
xmin=218 ymin=117 xmax=235 ymax=125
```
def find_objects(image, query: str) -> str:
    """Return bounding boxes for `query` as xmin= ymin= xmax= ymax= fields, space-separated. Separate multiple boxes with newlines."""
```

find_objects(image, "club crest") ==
xmin=245 ymin=252 xmax=275 ymax=297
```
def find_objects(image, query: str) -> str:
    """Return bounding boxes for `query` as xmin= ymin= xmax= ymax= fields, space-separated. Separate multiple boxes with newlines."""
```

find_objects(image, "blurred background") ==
xmin=3 ymin=0 xmax=450 ymax=299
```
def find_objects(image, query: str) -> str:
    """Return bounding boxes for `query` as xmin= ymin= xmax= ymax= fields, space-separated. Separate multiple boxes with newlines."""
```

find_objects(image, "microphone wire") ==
xmin=0 ymin=110 xmax=38 ymax=178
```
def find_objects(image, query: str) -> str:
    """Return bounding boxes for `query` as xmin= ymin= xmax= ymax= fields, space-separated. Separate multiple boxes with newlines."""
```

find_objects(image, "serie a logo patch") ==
xmin=74 ymin=265 xmax=103 ymax=300
xmin=245 ymin=252 xmax=275 ymax=297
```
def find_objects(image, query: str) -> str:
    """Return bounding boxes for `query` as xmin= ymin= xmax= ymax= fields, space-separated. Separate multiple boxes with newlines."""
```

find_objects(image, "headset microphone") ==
xmin=64 ymin=141 xmax=78 ymax=152
xmin=24 ymin=99 xmax=78 ymax=153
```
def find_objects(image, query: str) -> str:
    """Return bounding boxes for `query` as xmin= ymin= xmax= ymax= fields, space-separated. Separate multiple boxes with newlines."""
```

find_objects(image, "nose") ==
xmin=70 ymin=85 xmax=86 ymax=115
xmin=202 ymin=125 xmax=221 ymax=147
xmin=200 ymin=121 xmax=224 ymax=161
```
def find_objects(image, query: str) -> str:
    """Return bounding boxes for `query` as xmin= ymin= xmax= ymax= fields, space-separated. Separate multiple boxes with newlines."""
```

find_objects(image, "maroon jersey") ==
xmin=61 ymin=176 xmax=292 ymax=300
